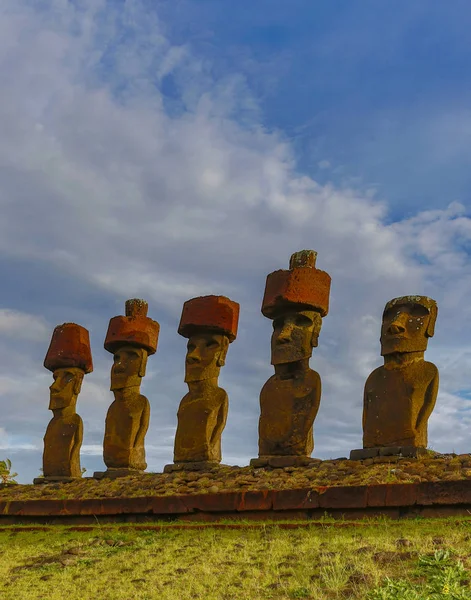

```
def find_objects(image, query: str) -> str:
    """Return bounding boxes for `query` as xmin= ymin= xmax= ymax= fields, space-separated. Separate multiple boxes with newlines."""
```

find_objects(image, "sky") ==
xmin=1 ymin=0 xmax=471 ymax=483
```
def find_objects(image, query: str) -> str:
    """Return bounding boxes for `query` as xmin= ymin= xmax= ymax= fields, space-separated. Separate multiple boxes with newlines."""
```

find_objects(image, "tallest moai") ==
xmin=252 ymin=250 xmax=331 ymax=468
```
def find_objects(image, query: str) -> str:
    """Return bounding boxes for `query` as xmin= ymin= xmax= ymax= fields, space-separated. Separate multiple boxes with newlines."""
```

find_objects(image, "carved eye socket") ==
xmin=294 ymin=314 xmax=312 ymax=327
xmin=410 ymin=305 xmax=428 ymax=318
xmin=206 ymin=340 xmax=219 ymax=348
xmin=383 ymin=308 xmax=397 ymax=321
xmin=187 ymin=344 xmax=195 ymax=353
xmin=273 ymin=318 xmax=283 ymax=331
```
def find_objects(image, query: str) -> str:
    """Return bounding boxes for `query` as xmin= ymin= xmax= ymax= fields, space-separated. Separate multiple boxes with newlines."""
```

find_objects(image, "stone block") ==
xmin=178 ymin=295 xmax=240 ymax=341
xmin=105 ymin=299 xmax=159 ymax=354
xmin=272 ymin=489 xmax=319 ymax=511
xmin=350 ymin=448 xmax=379 ymax=460
xmin=250 ymin=458 xmax=268 ymax=468
xmin=44 ymin=323 xmax=93 ymax=373
xmin=379 ymin=446 xmax=402 ymax=456
xmin=93 ymin=468 xmax=143 ymax=480
xmin=318 ymin=485 xmax=368 ymax=509
xmin=401 ymin=446 xmax=427 ymax=458
xmin=261 ymin=250 xmax=331 ymax=318
xmin=268 ymin=456 xmax=311 ymax=468
xmin=416 ymin=481 xmax=471 ymax=506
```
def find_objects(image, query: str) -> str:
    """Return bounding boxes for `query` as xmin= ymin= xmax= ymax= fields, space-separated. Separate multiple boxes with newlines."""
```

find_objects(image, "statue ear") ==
xmin=73 ymin=372 xmax=84 ymax=396
xmin=426 ymin=304 xmax=438 ymax=338
xmin=310 ymin=312 xmax=322 ymax=348
xmin=139 ymin=350 xmax=148 ymax=377
xmin=216 ymin=336 xmax=229 ymax=367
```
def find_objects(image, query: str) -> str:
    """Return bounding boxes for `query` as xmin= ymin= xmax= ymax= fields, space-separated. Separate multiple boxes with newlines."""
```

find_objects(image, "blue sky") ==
xmin=1 ymin=0 xmax=471 ymax=482
xmin=156 ymin=0 xmax=471 ymax=215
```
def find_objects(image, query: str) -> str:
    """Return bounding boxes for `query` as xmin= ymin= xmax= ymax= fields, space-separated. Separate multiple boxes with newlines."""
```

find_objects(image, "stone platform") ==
xmin=2 ymin=480 xmax=471 ymax=524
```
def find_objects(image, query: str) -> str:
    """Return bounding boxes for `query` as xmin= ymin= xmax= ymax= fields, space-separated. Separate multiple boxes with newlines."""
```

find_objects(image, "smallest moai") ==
xmin=35 ymin=323 xmax=93 ymax=484
xmin=94 ymin=299 xmax=159 ymax=479
xmin=165 ymin=295 xmax=239 ymax=473
xmin=350 ymin=295 xmax=439 ymax=460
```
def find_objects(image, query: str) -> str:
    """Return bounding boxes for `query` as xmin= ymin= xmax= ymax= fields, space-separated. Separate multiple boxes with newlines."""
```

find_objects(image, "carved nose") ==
xmin=388 ymin=320 xmax=406 ymax=334
xmin=277 ymin=326 xmax=293 ymax=344
xmin=187 ymin=352 xmax=201 ymax=364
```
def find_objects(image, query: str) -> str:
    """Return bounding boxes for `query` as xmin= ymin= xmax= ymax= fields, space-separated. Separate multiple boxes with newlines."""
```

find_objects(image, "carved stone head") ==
xmin=110 ymin=345 xmax=148 ymax=391
xmin=44 ymin=322 xmax=92 ymax=411
xmin=49 ymin=367 xmax=84 ymax=410
xmin=184 ymin=333 xmax=229 ymax=382
xmin=178 ymin=295 xmax=239 ymax=384
xmin=262 ymin=250 xmax=330 ymax=367
xmin=271 ymin=310 xmax=322 ymax=365
xmin=380 ymin=295 xmax=438 ymax=356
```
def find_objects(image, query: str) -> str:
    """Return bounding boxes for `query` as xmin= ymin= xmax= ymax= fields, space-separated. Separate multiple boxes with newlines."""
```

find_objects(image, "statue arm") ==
xmin=415 ymin=368 xmax=439 ymax=434
xmin=134 ymin=399 xmax=150 ymax=449
xmin=291 ymin=372 xmax=321 ymax=441
xmin=362 ymin=384 xmax=368 ymax=433
xmin=210 ymin=392 xmax=228 ymax=447
xmin=71 ymin=417 xmax=83 ymax=463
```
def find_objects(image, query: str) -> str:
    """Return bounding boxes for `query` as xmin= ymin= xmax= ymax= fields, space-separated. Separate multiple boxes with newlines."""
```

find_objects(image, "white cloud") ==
xmin=0 ymin=310 xmax=49 ymax=342
xmin=0 ymin=1 xmax=471 ymax=482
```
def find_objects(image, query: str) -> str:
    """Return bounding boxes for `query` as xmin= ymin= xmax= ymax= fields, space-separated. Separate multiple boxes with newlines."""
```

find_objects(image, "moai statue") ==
xmin=35 ymin=323 xmax=93 ymax=484
xmin=94 ymin=299 xmax=159 ymax=479
xmin=165 ymin=295 xmax=240 ymax=473
xmin=350 ymin=296 xmax=439 ymax=460
xmin=251 ymin=250 xmax=331 ymax=468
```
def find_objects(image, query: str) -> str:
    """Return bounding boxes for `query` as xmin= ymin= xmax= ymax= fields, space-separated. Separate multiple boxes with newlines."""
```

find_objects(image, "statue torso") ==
xmin=259 ymin=368 xmax=321 ymax=456
xmin=104 ymin=394 xmax=149 ymax=469
xmin=174 ymin=387 xmax=228 ymax=462
xmin=43 ymin=413 xmax=82 ymax=477
xmin=363 ymin=360 xmax=438 ymax=447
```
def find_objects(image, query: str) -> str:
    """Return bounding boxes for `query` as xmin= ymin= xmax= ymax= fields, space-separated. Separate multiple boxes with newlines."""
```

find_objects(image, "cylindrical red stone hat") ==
xmin=104 ymin=299 xmax=160 ymax=355
xmin=178 ymin=295 xmax=240 ymax=342
xmin=261 ymin=250 xmax=331 ymax=318
xmin=44 ymin=323 xmax=93 ymax=373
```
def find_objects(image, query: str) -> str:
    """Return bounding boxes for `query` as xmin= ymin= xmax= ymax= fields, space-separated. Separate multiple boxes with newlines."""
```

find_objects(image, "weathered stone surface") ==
xmin=268 ymin=456 xmax=312 ymax=468
xmin=362 ymin=295 xmax=439 ymax=450
xmin=401 ymin=446 xmax=428 ymax=458
xmin=93 ymin=468 xmax=142 ymax=480
xmin=350 ymin=448 xmax=379 ymax=461
xmin=250 ymin=458 xmax=269 ymax=468
xmin=42 ymin=324 xmax=93 ymax=480
xmin=104 ymin=299 xmax=159 ymax=355
xmin=256 ymin=251 xmax=330 ymax=462
xmin=261 ymin=250 xmax=331 ymax=318
xmin=164 ymin=461 xmax=223 ymax=473
xmin=178 ymin=295 xmax=239 ymax=341
xmin=173 ymin=295 xmax=239 ymax=465
xmin=33 ymin=477 xmax=76 ymax=485
xmin=102 ymin=300 xmax=159 ymax=475
xmin=350 ymin=446 xmax=428 ymax=460
xmin=44 ymin=323 xmax=93 ymax=373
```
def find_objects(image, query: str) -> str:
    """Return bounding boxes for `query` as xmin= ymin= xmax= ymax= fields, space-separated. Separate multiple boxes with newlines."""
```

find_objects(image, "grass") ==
xmin=2 ymin=517 xmax=471 ymax=599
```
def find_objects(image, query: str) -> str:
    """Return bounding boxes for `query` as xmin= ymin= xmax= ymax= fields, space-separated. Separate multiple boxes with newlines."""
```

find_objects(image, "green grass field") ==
xmin=2 ymin=517 xmax=471 ymax=599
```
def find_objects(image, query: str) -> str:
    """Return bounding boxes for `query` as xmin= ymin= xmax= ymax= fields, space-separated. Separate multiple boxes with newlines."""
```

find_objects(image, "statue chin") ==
xmin=381 ymin=338 xmax=428 ymax=356
xmin=271 ymin=347 xmax=311 ymax=366
xmin=110 ymin=374 xmax=141 ymax=391
xmin=49 ymin=395 xmax=72 ymax=410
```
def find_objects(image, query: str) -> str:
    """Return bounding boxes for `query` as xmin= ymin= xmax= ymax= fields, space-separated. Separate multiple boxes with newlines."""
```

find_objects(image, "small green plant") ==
xmin=369 ymin=550 xmax=469 ymax=600
xmin=0 ymin=458 xmax=18 ymax=485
